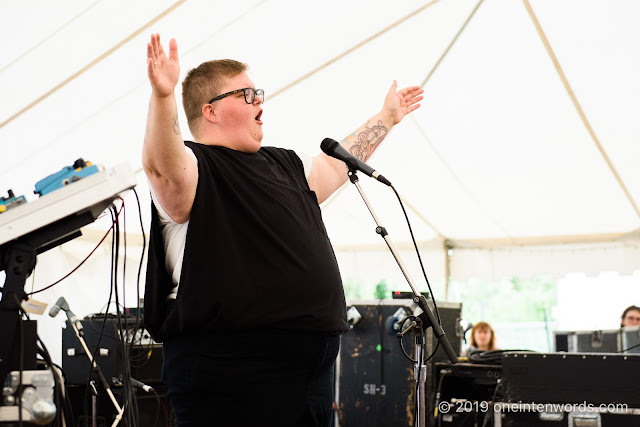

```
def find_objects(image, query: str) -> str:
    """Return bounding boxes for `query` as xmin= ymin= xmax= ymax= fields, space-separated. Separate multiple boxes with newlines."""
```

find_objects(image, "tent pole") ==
xmin=444 ymin=239 xmax=453 ymax=301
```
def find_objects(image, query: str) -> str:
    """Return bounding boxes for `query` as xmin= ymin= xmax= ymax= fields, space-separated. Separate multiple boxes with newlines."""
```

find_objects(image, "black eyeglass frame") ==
xmin=208 ymin=88 xmax=265 ymax=105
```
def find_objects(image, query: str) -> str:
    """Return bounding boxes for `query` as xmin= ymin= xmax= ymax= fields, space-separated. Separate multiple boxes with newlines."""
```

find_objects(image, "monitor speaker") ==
xmin=337 ymin=299 xmax=462 ymax=427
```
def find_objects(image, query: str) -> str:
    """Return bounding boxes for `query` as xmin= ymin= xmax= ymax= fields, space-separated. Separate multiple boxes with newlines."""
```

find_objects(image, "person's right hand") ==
xmin=147 ymin=33 xmax=180 ymax=98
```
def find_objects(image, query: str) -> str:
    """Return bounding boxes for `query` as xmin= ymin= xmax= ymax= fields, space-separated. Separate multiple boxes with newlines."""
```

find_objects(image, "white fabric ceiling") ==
xmin=2 ymin=0 xmax=639 ymax=282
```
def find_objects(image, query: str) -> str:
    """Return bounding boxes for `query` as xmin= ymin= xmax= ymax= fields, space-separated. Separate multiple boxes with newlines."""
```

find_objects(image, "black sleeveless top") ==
xmin=144 ymin=142 xmax=347 ymax=341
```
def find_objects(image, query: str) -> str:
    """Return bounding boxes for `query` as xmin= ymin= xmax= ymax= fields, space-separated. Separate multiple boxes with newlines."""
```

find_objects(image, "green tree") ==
xmin=343 ymin=278 xmax=364 ymax=299
xmin=450 ymin=275 xmax=557 ymax=323
xmin=374 ymin=279 xmax=389 ymax=299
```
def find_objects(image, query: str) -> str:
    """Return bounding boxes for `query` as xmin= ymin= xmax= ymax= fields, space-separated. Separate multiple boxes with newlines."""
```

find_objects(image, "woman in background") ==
xmin=463 ymin=321 xmax=498 ymax=355
xmin=620 ymin=305 xmax=640 ymax=327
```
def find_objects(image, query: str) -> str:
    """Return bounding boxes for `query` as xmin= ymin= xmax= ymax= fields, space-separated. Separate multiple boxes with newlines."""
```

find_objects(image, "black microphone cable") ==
xmin=34 ymin=321 xmax=74 ymax=426
xmin=129 ymin=188 xmax=147 ymax=350
xmin=389 ymin=184 xmax=441 ymax=327
xmin=19 ymin=303 xmax=24 ymax=427
xmin=467 ymin=349 xmax=535 ymax=365
xmin=110 ymin=202 xmax=140 ymax=427
xmin=82 ymin=202 xmax=122 ymax=427
xmin=28 ymin=200 xmax=123 ymax=296
xmin=434 ymin=367 xmax=452 ymax=427
xmin=388 ymin=183 xmax=446 ymax=366
xmin=618 ymin=341 xmax=640 ymax=353
xmin=481 ymin=379 xmax=503 ymax=427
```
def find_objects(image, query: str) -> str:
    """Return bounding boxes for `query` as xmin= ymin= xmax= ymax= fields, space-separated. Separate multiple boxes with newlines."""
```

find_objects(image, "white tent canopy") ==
xmin=2 ymin=0 xmax=639 ymax=290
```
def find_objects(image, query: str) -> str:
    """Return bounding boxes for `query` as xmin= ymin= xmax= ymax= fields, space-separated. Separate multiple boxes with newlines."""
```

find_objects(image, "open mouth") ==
xmin=255 ymin=110 xmax=263 ymax=121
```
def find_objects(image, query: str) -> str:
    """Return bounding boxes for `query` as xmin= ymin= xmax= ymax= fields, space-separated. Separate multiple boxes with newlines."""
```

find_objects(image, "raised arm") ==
xmin=308 ymin=81 xmax=423 ymax=203
xmin=142 ymin=34 xmax=198 ymax=223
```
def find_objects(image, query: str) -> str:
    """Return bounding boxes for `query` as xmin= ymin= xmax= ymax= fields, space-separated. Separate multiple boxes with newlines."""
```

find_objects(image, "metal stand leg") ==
xmin=414 ymin=333 xmax=427 ymax=427
xmin=90 ymin=380 xmax=98 ymax=427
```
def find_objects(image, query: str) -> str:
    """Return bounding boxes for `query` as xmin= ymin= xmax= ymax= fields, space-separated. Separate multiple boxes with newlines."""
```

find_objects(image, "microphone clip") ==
xmin=347 ymin=166 xmax=360 ymax=184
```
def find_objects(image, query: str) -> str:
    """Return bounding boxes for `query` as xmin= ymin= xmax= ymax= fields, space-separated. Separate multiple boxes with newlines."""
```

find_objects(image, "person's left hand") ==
xmin=383 ymin=81 xmax=424 ymax=125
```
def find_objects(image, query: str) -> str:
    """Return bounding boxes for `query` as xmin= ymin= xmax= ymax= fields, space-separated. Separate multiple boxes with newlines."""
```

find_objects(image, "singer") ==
xmin=142 ymin=34 xmax=422 ymax=427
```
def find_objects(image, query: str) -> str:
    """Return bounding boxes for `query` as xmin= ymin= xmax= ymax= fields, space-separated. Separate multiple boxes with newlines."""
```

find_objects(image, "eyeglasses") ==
xmin=208 ymin=88 xmax=265 ymax=105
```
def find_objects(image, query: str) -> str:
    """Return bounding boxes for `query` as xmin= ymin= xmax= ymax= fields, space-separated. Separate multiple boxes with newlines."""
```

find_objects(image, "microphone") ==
xmin=49 ymin=296 xmax=83 ymax=334
xmin=130 ymin=378 xmax=154 ymax=393
xmin=320 ymin=138 xmax=392 ymax=186
xmin=48 ymin=296 xmax=68 ymax=318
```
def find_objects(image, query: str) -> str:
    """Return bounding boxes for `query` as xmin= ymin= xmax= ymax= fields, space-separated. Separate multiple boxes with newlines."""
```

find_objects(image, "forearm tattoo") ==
xmin=349 ymin=120 xmax=388 ymax=161
xmin=173 ymin=109 xmax=181 ymax=135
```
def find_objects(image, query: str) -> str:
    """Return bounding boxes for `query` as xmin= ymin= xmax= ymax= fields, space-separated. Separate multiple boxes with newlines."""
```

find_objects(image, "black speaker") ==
xmin=502 ymin=352 xmax=640 ymax=406
xmin=499 ymin=408 xmax=640 ymax=427
xmin=0 ymin=314 xmax=38 ymax=385
xmin=62 ymin=316 xmax=163 ymax=387
xmin=62 ymin=317 xmax=123 ymax=386
xmin=427 ymin=362 xmax=502 ymax=427
xmin=337 ymin=299 xmax=425 ymax=427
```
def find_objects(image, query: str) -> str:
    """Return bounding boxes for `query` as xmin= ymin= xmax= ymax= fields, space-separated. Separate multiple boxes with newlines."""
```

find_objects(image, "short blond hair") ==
xmin=181 ymin=59 xmax=247 ymax=137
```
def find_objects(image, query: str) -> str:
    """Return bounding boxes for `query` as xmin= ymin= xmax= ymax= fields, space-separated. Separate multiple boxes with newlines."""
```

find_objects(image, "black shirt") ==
xmin=144 ymin=142 xmax=348 ymax=341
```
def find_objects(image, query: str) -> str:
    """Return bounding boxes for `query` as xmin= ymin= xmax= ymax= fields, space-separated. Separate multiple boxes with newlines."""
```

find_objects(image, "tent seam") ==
xmin=523 ymin=0 xmax=640 ymax=220
xmin=0 ymin=0 xmax=188 ymax=129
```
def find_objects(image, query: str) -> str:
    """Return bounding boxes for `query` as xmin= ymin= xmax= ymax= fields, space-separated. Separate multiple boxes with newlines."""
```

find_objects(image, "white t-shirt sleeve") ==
xmin=149 ymin=146 xmax=197 ymax=289
xmin=298 ymin=152 xmax=312 ymax=179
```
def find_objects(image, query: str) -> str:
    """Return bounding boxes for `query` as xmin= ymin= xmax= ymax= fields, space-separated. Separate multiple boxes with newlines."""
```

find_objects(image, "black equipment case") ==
xmin=497 ymin=351 xmax=640 ymax=426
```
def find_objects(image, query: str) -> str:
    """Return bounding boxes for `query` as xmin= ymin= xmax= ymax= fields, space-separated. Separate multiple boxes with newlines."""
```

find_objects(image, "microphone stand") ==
xmin=345 ymin=166 xmax=458 ymax=427
xmin=414 ymin=322 xmax=427 ymax=427
xmin=68 ymin=320 xmax=125 ymax=427
xmin=90 ymin=380 xmax=98 ymax=427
